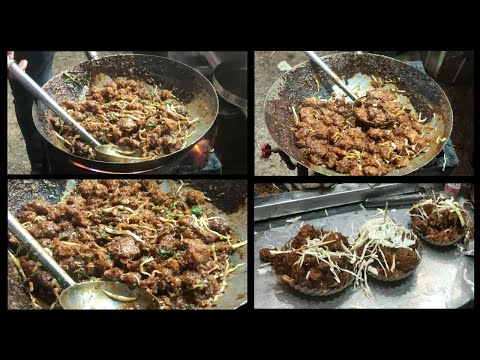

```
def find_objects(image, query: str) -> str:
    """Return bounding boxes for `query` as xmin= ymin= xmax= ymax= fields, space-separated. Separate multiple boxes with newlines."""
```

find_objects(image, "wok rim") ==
xmin=34 ymin=54 xmax=219 ymax=171
xmin=213 ymin=60 xmax=248 ymax=110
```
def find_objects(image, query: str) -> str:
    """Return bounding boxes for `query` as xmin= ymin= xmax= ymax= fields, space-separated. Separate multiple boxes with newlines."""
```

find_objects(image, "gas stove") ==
xmin=173 ymin=52 xmax=247 ymax=174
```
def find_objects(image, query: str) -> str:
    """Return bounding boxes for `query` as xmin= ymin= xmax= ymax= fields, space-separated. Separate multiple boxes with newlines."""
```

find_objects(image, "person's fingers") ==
xmin=7 ymin=53 xmax=28 ymax=79
xmin=7 ymin=51 xmax=14 ymax=71
xmin=18 ymin=59 xmax=28 ymax=71
xmin=7 ymin=52 xmax=28 ymax=69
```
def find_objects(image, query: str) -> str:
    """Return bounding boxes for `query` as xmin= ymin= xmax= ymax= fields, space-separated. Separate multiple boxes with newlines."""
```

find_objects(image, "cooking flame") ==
xmin=189 ymin=139 xmax=212 ymax=166
xmin=192 ymin=144 xmax=203 ymax=156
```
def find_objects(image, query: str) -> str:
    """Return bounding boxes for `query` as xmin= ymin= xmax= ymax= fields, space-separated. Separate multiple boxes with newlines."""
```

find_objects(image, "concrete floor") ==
xmin=7 ymin=51 xmax=130 ymax=174
xmin=254 ymin=51 xmax=474 ymax=176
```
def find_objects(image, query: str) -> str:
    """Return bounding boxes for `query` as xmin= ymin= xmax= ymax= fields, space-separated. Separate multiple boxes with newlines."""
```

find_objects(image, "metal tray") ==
xmin=254 ymin=183 xmax=444 ymax=221
xmin=254 ymin=200 xmax=474 ymax=309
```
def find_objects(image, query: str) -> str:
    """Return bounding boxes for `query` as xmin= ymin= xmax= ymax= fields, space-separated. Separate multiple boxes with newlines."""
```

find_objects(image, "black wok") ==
xmin=264 ymin=52 xmax=453 ymax=176
xmin=33 ymin=54 xmax=219 ymax=173
xmin=7 ymin=179 xmax=247 ymax=309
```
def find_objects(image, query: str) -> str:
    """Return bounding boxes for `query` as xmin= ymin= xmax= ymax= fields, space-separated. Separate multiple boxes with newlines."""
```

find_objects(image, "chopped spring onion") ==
xmin=103 ymin=227 xmax=146 ymax=243
xmin=410 ymin=195 xmax=466 ymax=227
xmin=139 ymin=257 xmax=155 ymax=276
xmin=102 ymin=205 xmax=135 ymax=213
xmin=191 ymin=205 xmax=204 ymax=217
xmin=160 ymin=248 xmax=175 ymax=260
xmin=350 ymin=213 xmax=419 ymax=295
xmin=232 ymin=240 xmax=248 ymax=250
xmin=53 ymin=131 xmax=73 ymax=146
xmin=291 ymin=106 xmax=299 ymax=124
xmin=8 ymin=251 xmax=27 ymax=282
xmin=102 ymin=288 xmax=138 ymax=302
xmin=62 ymin=72 xmax=79 ymax=83
xmin=314 ymin=78 xmax=320 ymax=94
xmin=226 ymin=263 xmax=245 ymax=274
xmin=60 ymin=241 xmax=81 ymax=247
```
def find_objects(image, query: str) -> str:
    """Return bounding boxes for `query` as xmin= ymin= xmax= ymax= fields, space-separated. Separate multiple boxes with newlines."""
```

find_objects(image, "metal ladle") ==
xmin=304 ymin=51 xmax=392 ymax=128
xmin=8 ymin=211 xmax=160 ymax=310
xmin=7 ymin=56 xmax=146 ymax=163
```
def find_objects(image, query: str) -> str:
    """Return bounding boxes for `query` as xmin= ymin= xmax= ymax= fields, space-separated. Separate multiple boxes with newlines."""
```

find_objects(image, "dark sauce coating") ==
xmin=410 ymin=201 xmax=468 ymax=244
xmin=293 ymin=89 xmax=428 ymax=175
xmin=47 ymin=80 xmax=192 ymax=159
xmin=260 ymin=224 xmax=353 ymax=291
xmin=10 ymin=180 xmax=240 ymax=309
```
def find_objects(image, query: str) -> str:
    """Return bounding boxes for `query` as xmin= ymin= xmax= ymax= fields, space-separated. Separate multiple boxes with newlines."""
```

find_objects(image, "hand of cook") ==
xmin=7 ymin=51 xmax=28 ymax=78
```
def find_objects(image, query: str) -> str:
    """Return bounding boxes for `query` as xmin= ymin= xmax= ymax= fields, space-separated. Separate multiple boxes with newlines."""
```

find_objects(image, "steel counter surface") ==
xmin=254 ymin=203 xmax=474 ymax=309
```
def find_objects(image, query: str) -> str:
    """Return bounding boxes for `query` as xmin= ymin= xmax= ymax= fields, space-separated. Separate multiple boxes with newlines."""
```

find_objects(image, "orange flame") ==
xmin=191 ymin=144 xmax=203 ymax=156
xmin=189 ymin=139 xmax=211 ymax=166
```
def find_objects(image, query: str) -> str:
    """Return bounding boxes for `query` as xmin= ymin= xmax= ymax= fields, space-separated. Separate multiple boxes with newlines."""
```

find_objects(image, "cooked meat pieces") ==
xmin=354 ymin=228 xmax=420 ymax=279
xmin=369 ymin=89 xmax=397 ymax=101
xmin=290 ymin=224 xmax=321 ymax=248
xmin=410 ymin=200 xmax=468 ymax=244
xmin=394 ymin=248 xmax=418 ymax=272
xmin=367 ymin=128 xmax=391 ymax=140
xmin=293 ymin=88 xmax=428 ymax=175
xmin=261 ymin=224 xmax=353 ymax=291
xmin=183 ymin=190 xmax=206 ymax=206
xmin=271 ymin=252 xmax=298 ymax=276
xmin=102 ymin=267 xmax=124 ymax=282
xmin=23 ymin=199 xmax=52 ymax=215
xmin=18 ymin=210 xmax=38 ymax=223
xmin=259 ymin=248 xmax=275 ymax=262
xmin=10 ymin=180 xmax=243 ymax=309
xmin=107 ymin=237 xmax=141 ymax=260
xmin=182 ymin=238 xmax=212 ymax=268
xmin=117 ymin=117 xmax=139 ymax=134
xmin=122 ymin=272 xmax=141 ymax=287
xmin=19 ymin=259 xmax=58 ymax=303
xmin=26 ymin=221 xmax=61 ymax=239
xmin=369 ymin=246 xmax=419 ymax=278
xmin=208 ymin=218 xmax=231 ymax=235
xmin=47 ymin=79 xmax=192 ymax=160
xmin=356 ymin=104 xmax=389 ymax=126
xmin=363 ymin=165 xmax=381 ymax=176
xmin=354 ymin=105 xmax=369 ymax=123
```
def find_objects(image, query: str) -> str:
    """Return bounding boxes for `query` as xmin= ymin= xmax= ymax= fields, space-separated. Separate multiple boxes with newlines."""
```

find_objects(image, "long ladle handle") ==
xmin=85 ymin=51 xmax=99 ymax=60
xmin=7 ymin=56 xmax=101 ymax=148
xmin=8 ymin=211 xmax=76 ymax=289
xmin=304 ymin=51 xmax=358 ymax=101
